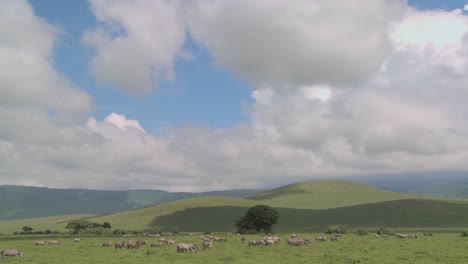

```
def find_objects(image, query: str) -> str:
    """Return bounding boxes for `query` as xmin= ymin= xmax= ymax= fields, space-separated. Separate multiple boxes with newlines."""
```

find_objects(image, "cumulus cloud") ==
xmin=3 ymin=0 xmax=468 ymax=191
xmin=83 ymin=0 xmax=187 ymax=94
xmin=185 ymin=0 xmax=406 ymax=87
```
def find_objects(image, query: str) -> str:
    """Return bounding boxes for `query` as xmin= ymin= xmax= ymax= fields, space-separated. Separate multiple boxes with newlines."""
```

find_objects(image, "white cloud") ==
xmin=3 ymin=0 xmax=468 ymax=191
xmin=185 ymin=0 xmax=406 ymax=87
xmin=464 ymin=5 xmax=468 ymax=11
xmin=83 ymin=0 xmax=187 ymax=94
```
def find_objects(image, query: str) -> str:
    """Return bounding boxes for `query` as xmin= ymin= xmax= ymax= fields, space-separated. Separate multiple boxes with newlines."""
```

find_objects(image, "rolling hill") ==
xmin=0 ymin=185 xmax=259 ymax=220
xmin=247 ymin=180 xmax=419 ymax=209
xmin=151 ymin=199 xmax=468 ymax=232
xmin=1 ymin=180 xmax=468 ymax=234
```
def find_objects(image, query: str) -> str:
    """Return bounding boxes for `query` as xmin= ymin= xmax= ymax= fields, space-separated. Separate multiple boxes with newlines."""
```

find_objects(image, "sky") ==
xmin=1 ymin=0 xmax=468 ymax=191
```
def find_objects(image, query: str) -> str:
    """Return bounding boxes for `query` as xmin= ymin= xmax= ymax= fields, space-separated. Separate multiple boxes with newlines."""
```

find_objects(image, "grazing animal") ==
xmin=177 ymin=243 xmax=198 ymax=253
xmin=202 ymin=241 xmax=213 ymax=250
xmin=150 ymin=242 xmax=163 ymax=247
xmin=102 ymin=241 xmax=112 ymax=247
xmin=114 ymin=242 xmax=126 ymax=249
xmin=48 ymin=240 xmax=61 ymax=245
xmin=34 ymin=241 xmax=46 ymax=246
xmin=241 ymin=236 xmax=246 ymax=242
xmin=291 ymin=233 xmax=298 ymax=238
xmin=330 ymin=236 xmax=338 ymax=242
xmin=0 ymin=249 xmax=24 ymax=257
xmin=166 ymin=239 xmax=177 ymax=245
xmin=315 ymin=236 xmax=327 ymax=242
xmin=126 ymin=241 xmax=141 ymax=249
xmin=287 ymin=239 xmax=308 ymax=246
xmin=73 ymin=238 xmax=82 ymax=242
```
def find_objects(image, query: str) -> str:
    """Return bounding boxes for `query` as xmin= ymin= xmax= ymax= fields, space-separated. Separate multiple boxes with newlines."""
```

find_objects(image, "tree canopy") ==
xmin=235 ymin=205 xmax=279 ymax=233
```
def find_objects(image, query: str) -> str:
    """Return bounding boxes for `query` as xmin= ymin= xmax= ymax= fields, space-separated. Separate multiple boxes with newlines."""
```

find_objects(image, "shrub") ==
xmin=376 ymin=227 xmax=392 ymax=235
xmin=326 ymin=225 xmax=348 ymax=234
xmin=461 ymin=231 xmax=468 ymax=237
xmin=423 ymin=232 xmax=433 ymax=236
xmin=356 ymin=229 xmax=368 ymax=236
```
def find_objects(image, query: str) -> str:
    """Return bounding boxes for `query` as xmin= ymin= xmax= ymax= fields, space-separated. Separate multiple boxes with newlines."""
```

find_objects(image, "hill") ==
xmin=2 ymin=180 xmax=468 ymax=234
xmin=247 ymin=180 xmax=418 ymax=209
xmin=149 ymin=198 xmax=468 ymax=232
xmin=0 ymin=185 xmax=259 ymax=220
xmin=88 ymin=196 xmax=261 ymax=231
xmin=353 ymin=172 xmax=468 ymax=198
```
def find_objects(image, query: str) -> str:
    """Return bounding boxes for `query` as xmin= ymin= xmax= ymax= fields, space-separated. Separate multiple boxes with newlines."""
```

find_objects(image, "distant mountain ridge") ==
xmin=0 ymin=185 xmax=260 ymax=220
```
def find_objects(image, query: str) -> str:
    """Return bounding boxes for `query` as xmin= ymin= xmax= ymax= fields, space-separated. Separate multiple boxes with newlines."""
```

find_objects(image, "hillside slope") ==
xmin=88 ymin=196 xmax=261 ymax=231
xmin=150 ymin=199 xmax=468 ymax=232
xmin=247 ymin=180 xmax=419 ymax=209
xmin=0 ymin=185 xmax=258 ymax=220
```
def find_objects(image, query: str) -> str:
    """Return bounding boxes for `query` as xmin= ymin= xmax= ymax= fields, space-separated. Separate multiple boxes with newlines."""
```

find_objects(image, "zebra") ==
xmin=126 ymin=241 xmax=141 ymax=249
xmin=0 ymin=249 xmax=24 ymax=257
xmin=202 ymin=241 xmax=213 ymax=250
xmin=48 ymin=240 xmax=61 ymax=245
xmin=150 ymin=242 xmax=163 ymax=247
xmin=102 ymin=241 xmax=112 ymax=247
xmin=315 ymin=236 xmax=327 ymax=242
xmin=34 ymin=241 xmax=46 ymax=246
xmin=166 ymin=239 xmax=177 ymax=245
xmin=177 ymin=243 xmax=198 ymax=253
xmin=114 ymin=242 xmax=126 ymax=249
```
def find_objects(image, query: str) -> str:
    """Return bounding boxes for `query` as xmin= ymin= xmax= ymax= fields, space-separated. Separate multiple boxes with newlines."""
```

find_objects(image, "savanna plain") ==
xmin=1 ymin=233 xmax=467 ymax=264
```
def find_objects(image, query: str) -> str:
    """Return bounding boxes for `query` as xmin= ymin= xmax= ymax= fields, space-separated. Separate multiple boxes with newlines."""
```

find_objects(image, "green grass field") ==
xmin=247 ymin=180 xmax=421 ymax=209
xmin=0 ymin=215 xmax=96 ymax=235
xmin=151 ymin=199 xmax=468 ymax=232
xmin=0 ymin=233 xmax=467 ymax=264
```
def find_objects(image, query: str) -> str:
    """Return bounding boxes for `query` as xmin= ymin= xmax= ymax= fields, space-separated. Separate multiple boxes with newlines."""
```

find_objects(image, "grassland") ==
xmin=151 ymin=199 xmax=468 ymax=232
xmin=0 ymin=233 xmax=467 ymax=264
xmin=248 ymin=180 xmax=420 ymax=209
xmin=88 ymin=196 xmax=261 ymax=231
xmin=0 ymin=215 xmax=96 ymax=235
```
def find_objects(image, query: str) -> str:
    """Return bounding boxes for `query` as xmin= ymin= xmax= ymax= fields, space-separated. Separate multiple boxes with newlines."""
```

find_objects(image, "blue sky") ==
xmin=26 ymin=0 xmax=468 ymax=132
xmin=27 ymin=0 xmax=467 ymax=132
xmin=30 ymin=0 xmax=253 ymax=132
xmin=1 ymin=0 xmax=468 ymax=191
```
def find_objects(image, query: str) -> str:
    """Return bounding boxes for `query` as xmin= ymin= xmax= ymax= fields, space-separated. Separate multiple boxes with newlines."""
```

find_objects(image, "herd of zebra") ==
xmin=0 ymin=232 xmax=427 ymax=257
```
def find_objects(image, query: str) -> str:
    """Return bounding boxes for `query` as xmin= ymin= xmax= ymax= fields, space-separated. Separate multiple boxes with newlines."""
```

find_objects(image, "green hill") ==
xmin=150 ymin=199 xmax=468 ymax=232
xmin=247 ymin=180 xmax=418 ymax=209
xmin=88 ymin=196 xmax=261 ymax=231
xmin=0 ymin=185 xmax=258 ymax=220
xmin=2 ymin=180 xmax=468 ymax=234
xmin=0 ymin=214 xmax=97 ymax=235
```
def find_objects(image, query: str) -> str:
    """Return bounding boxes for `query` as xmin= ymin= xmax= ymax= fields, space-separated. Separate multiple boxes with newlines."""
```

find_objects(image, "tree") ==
xmin=22 ymin=226 xmax=33 ymax=233
xmin=102 ymin=222 xmax=112 ymax=229
xmin=235 ymin=205 xmax=279 ymax=233
xmin=66 ymin=219 xmax=92 ymax=231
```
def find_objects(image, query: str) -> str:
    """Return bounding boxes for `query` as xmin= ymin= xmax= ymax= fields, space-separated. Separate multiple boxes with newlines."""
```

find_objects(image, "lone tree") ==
xmin=22 ymin=226 xmax=33 ymax=233
xmin=102 ymin=222 xmax=112 ymax=229
xmin=235 ymin=205 xmax=279 ymax=233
